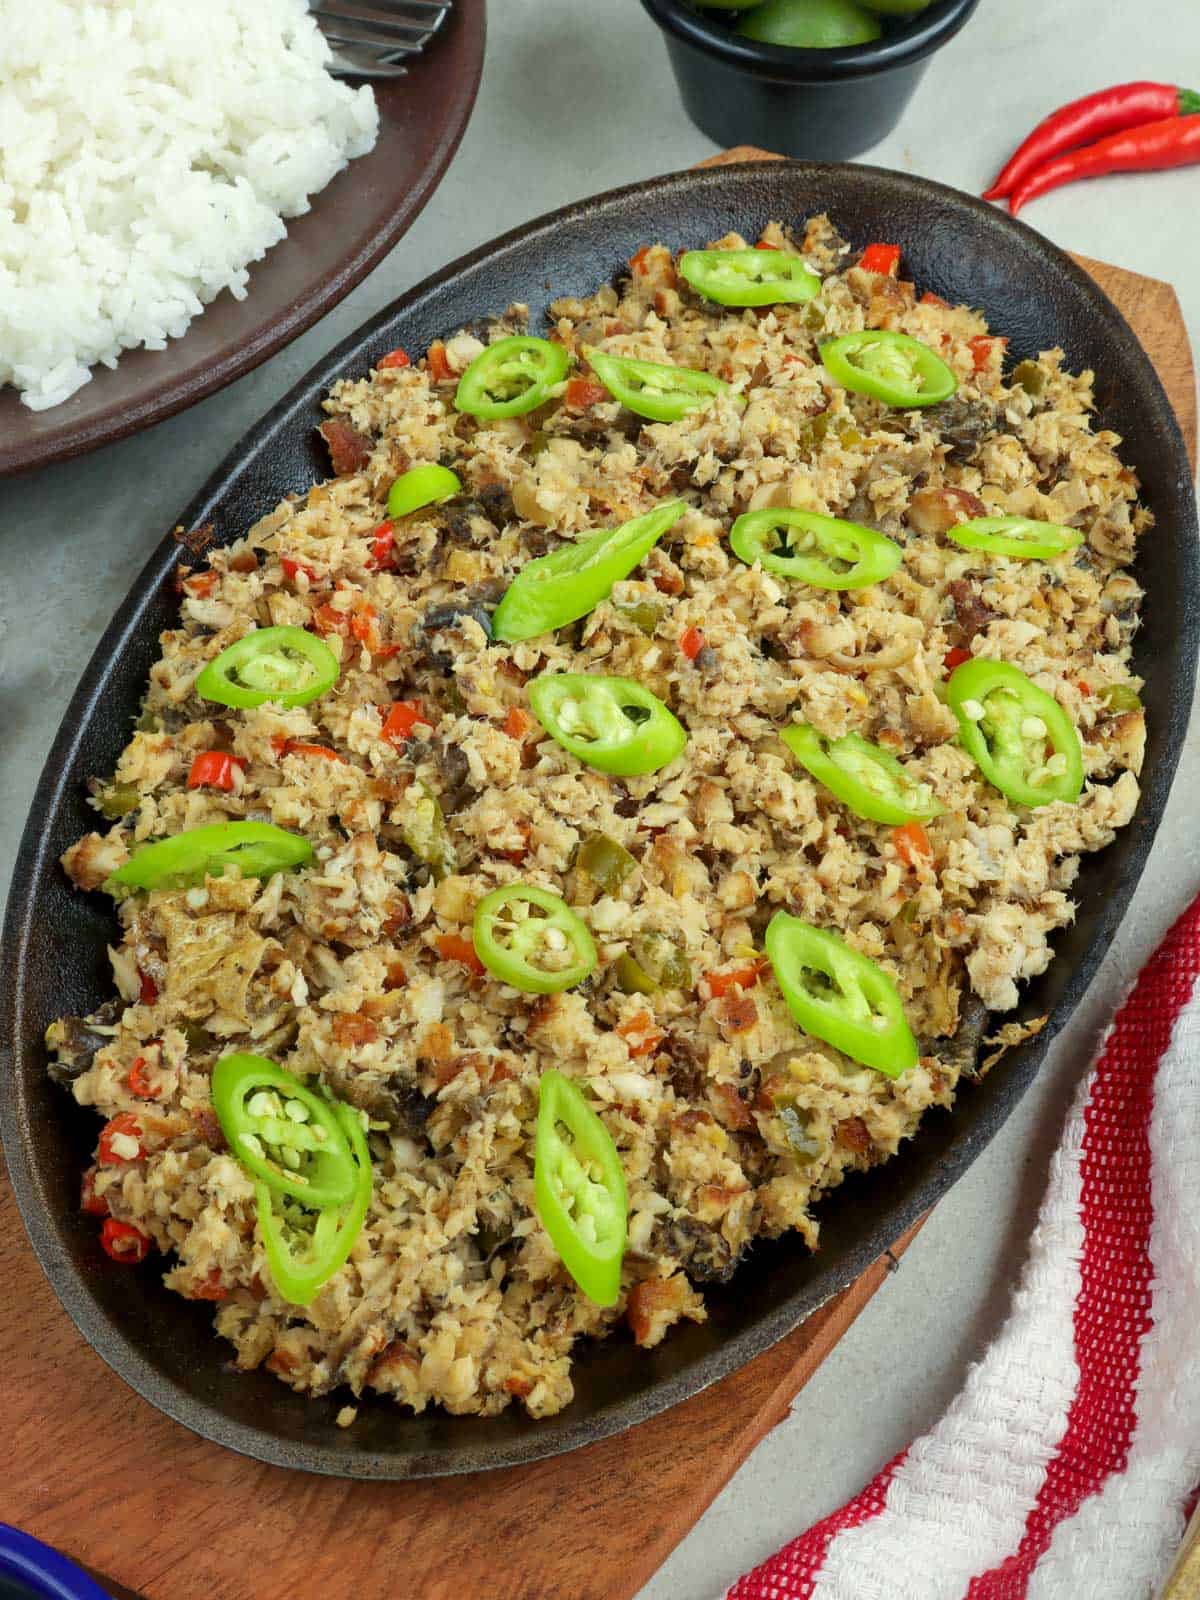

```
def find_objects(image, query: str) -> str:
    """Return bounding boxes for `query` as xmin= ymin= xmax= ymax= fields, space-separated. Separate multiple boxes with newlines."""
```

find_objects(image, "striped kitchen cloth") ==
xmin=729 ymin=894 xmax=1200 ymax=1600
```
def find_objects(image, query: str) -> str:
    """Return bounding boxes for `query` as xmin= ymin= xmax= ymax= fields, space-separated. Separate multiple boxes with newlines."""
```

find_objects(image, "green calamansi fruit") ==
xmin=736 ymin=0 xmax=882 ymax=46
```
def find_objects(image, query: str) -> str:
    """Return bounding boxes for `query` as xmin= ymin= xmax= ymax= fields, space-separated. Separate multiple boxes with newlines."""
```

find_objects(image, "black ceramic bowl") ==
xmin=642 ymin=0 xmax=982 ymax=158
xmin=2 ymin=162 xmax=1196 ymax=1480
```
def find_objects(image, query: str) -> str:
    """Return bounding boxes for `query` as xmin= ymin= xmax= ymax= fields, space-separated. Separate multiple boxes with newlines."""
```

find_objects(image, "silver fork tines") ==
xmin=313 ymin=0 xmax=452 ymax=77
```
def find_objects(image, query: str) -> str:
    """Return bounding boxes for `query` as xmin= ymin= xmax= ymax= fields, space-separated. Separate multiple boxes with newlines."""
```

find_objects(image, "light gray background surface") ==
xmin=2 ymin=3 xmax=1198 ymax=1596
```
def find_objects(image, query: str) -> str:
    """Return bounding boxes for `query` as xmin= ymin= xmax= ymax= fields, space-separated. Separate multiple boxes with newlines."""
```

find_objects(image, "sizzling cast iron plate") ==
xmin=2 ymin=162 xmax=1197 ymax=1478
xmin=0 ymin=1 xmax=486 ymax=478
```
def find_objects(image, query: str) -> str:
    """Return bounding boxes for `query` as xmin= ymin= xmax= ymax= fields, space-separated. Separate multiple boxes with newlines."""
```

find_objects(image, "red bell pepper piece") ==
xmin=187 ymin=751 xmax=246 ymax=792
xmin=100 ymin=1218 xmax=152 ymax=1263
xmin=860 ymin=243 xmax=901 ymax=276
xmin=381 ymin=700 xmax=433 ymax=745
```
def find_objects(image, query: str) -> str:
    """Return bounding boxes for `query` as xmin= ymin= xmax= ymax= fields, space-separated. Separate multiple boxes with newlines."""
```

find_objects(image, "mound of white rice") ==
xmin=0 ymin=0 xmax=379 ymax=411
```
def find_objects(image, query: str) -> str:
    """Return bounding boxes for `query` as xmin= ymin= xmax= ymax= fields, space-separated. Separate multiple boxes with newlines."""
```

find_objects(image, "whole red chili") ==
xmin=985 ymin=82 xmax=1200 ymax=201
xmin=1011 ymin=114 xmax=1200 ymax=214
xmin=100 ymin=1218 xmax=152 ymax=1263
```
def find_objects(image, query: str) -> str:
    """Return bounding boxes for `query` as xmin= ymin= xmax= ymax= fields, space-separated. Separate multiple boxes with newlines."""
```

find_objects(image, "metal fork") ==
xmin=313 ymin=0 xmax=452 ymax=79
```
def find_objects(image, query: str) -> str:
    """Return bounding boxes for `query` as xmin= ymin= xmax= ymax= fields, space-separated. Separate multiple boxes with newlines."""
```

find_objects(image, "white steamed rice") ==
xmin=0 ymin=0 xmax=379 ymax=411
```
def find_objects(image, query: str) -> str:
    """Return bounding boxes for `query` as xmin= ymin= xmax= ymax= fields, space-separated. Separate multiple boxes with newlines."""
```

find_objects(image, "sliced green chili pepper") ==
xmin=473 ymin=883 xmax=597 ymax=993
xmin=400 ymin=782 xmax=456 ymax=879
xmin=820 ymin=330 xmax=957 ymax=408
xmin=534 ymin=1069 xmax=627 ymax=1306
xmin=947 ymin=516 xmax=1083 ymax=560
xmin=576 ymin=833 xmax=638 ymax=894
xmin=729 ymin=508 xmax=901 ymax=589
xmin=611 ymin=593 xmax=664 ymax=635
xmin=386 ymin=463 xmax=462 ymax=519
xmin=454 ymin=336 xmax=570 ymax=420
xmin=97 ymin=782 xmax=140 ymax=820
xmin=1011 ymin=360 xmax=1046 ymax=397
xmin=108 ymin=821 xmax=312 ymax=892
xmin=586 ymin=350 xmax=732 ymax=423
xmin=782 ymin=723 xmax=941 ymax=826
xmin=678 ymin=248 xmax=821 ymax=308
xmin=614 ymin=953 xmax=658 ymax=995
xmin=195 ymin=625 xmax=339 ymax=710
xmin=529 ymin=674 xmax=687 ymax=777
xmin=947 ymin=659 xmax=1083 ymax=808
xmin=777 ymin=1101 xmax=822 ymax=1165
xmin=256 ymin=1101 xmax=372 ymax=1306
xmin=212 ymin=1053 xmax=358 ymax=1208
xmin=765 ymin=912 xmax=917 ymax=1078
xmin=630 ymin=932 xmax=692 ymax=990
xmin=491 ymin=500 xmax=686 ymax=643
xmin=1101 ymin=683 xmax=1142 ymax=713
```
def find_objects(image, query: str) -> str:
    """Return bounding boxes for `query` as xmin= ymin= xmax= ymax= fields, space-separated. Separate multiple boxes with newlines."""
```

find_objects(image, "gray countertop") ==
xmin=2 ymin=3 xmax=1198 ymax=1596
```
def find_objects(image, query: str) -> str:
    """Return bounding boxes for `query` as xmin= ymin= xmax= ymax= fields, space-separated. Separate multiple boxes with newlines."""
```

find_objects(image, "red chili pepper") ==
xmin=81 ymin=1167 xmax=109 ymax=1217
xmin=138 ymin=970 xmax=158 ymax=1005
xmin=706 ymin=960 xmax=766 ymax=999
xmin=426 ymin=340 xmax=454 ymax=382
xmin=187 ymin=751 xmax=246 ymax=792
xmin=616 ymin=1011 xmax=663 ymax=1058
xmin=754 ymin=239 xmax=777 ymax=250
xmin=679 ymin=626 xmax=706 ymax=661
xmin=100 ymin=1218 xmax=152 ymax=1263
xmin=277 ymin=741 xmax=346 ymax=764
xmin=944 ymin=646 xmax=972 ymax=672
xmin=503 ymin=706 xmax=532 ymax=741
xmin=564 ymin=375 xmax=609 ymax=410
xmin=377 ymin=347 xmax=411 ymax=371
xmin=311 ymin=602 xmax=349 ymax=636
xmin=893 ymin=821 xmax=932 ymax=869
xmin=188 ymin=1269 xmax=230 ymax=1301
xmin=183 ymin=570 xmax=218 ymax=599
xmin=435 ymin=932 xmax=485 ymax=976
xmin=1011 ymin=113 xmax=1200 ymax=214
xmin=366 ymin=521 xmax=395 ymax=570
xmin=860 ymin=243 xmax=901 ymax=276
xmin=380 ymin=700 xmax=433 ymax=745
xmin=920 ymin=291 xmax=952 ymax=309
xmin=98 ymin=1112 xmax=144 ymax=1167
xmin=126 ymin=1056 xmax=162 ymax=1100
xmin=280 ymin=557 xmax=318 ymax=584
xmin=968 ymin=336 xmax=1007 ymax=372
xmin=984 ymin=82 xmax=1200 ymax=201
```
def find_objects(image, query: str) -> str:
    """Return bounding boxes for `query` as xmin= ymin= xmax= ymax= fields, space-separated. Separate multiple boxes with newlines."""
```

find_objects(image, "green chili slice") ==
xmin=387 ymin=463 xmax=462 ymax=519
xmin=729 ymin=508 xmax=901 ymax=588
xmin=782 ymin=723 xmax=941 ymax=826
xmin=399 ymin=782 xmax=456 ymax=880
xmin=765 ymin=913 xmax=917 ymax=1078
xmin=678 ymin=248 xmax=821 ymax=308
xmin=491 ymin=500 xmax=685 ymax=643
xmin=529 ymin=673 xmax=687 ymax=777
xmin=947 ymin=659 xmax=1083 ymax=808
xmin=195 ymin=625 xmax=339 ymax=710
xmin=1101 ymin=683 xmax=1142 ymax=713
xmin=586 ymin=350 xmax=732 ymax=423
xmin=947 ymin=516 xmax=1083 ymax=560
xmin=256 ymin=1102 xmax=372 ymax=1306
xmin=534 ymin=1069 xmax=627 ymax=1306
xmin=820 ymin=330 xmax=957 ymax=408
xmin=108 ymin=821 xmax=312 ymax=893
xmin=454 ymin=336 xmax=570 ymax=420
xmin=212 ymin=1053 xmax=358 ymax=1208
xmin=473 ymin=883 xmax=597 ymax=994
xmin=576 ymin=833 xmax=638 ymax=894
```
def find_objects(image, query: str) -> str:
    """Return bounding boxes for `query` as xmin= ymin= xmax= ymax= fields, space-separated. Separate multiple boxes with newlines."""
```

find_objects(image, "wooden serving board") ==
xmin=0 ymin=151 xmax=1193 ymax=1600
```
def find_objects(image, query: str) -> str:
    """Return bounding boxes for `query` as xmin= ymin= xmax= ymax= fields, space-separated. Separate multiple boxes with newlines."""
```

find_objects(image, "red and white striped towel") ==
xmin=729 ymin=896 xmax=1200 ymax=1600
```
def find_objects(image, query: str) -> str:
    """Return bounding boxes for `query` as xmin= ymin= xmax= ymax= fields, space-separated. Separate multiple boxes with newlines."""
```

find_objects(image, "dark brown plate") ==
xmin=1 ymin=161 xmax=1196 ymax=1479
xmin=0 ymin=2 xmax=485 ymax=479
